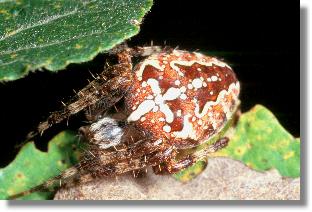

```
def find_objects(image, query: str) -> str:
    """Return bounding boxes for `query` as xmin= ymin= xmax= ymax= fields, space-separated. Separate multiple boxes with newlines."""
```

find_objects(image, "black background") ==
xmin=0 ymin=0 xmax=299 ymax=167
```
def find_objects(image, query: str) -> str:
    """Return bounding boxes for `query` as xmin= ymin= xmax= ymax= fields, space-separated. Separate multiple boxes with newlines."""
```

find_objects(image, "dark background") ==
xmin=0 ymin=0 xmax=299 ymax=167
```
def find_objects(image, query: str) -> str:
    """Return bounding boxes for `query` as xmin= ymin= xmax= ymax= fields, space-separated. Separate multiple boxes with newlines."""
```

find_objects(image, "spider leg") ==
xmin=35 ymin=50 xmax=133 ymax=136
xmin=89 ymin=140 xmax=175 ymax=177
xmin=155 ymin=137 xmax=230 ymax=174
xmin=84 ymin=143 xmax=175 ymax=178
xmin=8 ymin=165 xmax=84 ymax=199
xmin=130 ymin=46 xmax=166 ymax=57
xmin=109 ymin=43 xmax=165 ymax=58
xmin=86 ymin=137 xmax=164 ymax=167
xmin=9 ymin=137 xmax=164 ymax=199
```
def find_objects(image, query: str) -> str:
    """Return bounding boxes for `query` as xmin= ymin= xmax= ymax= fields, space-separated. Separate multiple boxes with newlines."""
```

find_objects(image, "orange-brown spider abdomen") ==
xmin=125 ymin=50 xmax=240 ymax=148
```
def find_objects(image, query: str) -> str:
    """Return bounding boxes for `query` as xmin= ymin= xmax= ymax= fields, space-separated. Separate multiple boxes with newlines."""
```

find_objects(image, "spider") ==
xmin=10 ymin=44 xmax=240 ymax=199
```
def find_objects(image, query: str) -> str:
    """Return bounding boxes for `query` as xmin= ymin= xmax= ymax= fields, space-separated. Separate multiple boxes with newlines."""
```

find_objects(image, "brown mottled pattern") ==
xmin=178 ymin=64 xmax=237 ymax=111
xmin=125 ymin=50 xmax=239 ymax=147
xmin=141 ymin=65 xmax=162 ymax=82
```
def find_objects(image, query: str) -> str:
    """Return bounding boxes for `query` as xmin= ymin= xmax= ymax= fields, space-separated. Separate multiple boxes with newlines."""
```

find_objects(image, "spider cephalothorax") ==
xmin=11 ymin=45 xmax=240 ymax=198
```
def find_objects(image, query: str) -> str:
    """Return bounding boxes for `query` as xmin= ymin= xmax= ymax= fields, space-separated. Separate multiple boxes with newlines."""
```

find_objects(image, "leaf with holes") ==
xmin=0 ymin=0 xmax=153 ymax=81
xmin=212 ymin=104 xmax=300 ymax=178
xmin=0 ymin=131 xmax=81 ymax=200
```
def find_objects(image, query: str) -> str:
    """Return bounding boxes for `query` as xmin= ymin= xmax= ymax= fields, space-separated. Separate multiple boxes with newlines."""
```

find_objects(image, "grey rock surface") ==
xmin=54 ymin=157 xmax=300 ymax=200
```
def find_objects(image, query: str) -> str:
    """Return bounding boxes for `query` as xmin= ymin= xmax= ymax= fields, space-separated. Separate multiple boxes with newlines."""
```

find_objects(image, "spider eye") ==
xmin=125 ymin=49 xmax=240 ymax=147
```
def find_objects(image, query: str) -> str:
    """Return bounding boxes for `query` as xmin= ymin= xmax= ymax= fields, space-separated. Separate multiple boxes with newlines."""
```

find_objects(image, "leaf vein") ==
xmin=0 ymin=21 xmax=122 ymax=58
xmin=0 ymin=8 xmax=81 ymax=42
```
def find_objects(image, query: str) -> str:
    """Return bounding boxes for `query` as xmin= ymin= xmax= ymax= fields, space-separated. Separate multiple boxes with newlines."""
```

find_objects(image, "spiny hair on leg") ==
xmin=9 ymin=166 xmax=82 ymax=199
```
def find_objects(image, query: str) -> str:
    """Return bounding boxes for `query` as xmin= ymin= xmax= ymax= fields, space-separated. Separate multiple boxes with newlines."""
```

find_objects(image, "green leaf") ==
xmin=174 ymin=104 xmax=300 ymax=182
xmin=173 ymin=159 xmax=207 ymax=183
xmin=0 ymin=0 xmax=153 ymax=81
xmin=213 ymin=104 xmax=300 ymax=178
xmin=0 ymin=131 xmax=81 ymax=200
